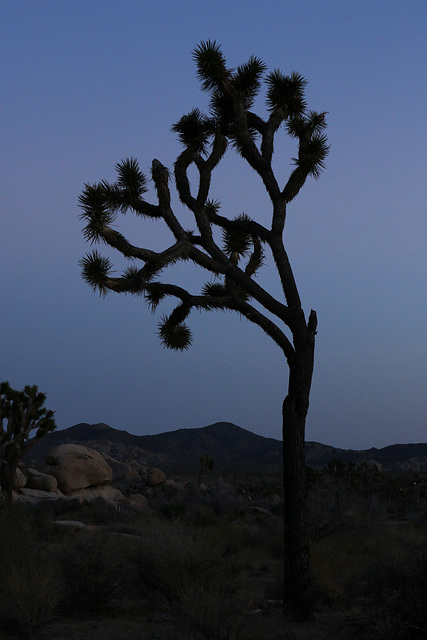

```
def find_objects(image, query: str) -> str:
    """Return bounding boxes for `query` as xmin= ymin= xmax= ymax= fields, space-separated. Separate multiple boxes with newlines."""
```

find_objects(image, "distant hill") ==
xmin=25 ymin=421 xmax=427 ymax=473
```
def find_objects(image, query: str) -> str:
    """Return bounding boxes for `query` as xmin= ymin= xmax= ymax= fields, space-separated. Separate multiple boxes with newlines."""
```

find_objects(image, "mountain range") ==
xmin=26 ymin=421 xmax=427 ymax=473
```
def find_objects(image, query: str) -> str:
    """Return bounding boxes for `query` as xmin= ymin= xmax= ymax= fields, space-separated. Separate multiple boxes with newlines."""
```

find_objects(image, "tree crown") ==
xmin=79 ymin=42 xmax=328 ymax=359
xmin=0 ymin=381 xmax=56 ymax=459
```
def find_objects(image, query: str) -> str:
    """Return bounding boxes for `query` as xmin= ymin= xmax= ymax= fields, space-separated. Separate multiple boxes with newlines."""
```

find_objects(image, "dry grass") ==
xmin=1 ymin=472 xmax=427 ymax=640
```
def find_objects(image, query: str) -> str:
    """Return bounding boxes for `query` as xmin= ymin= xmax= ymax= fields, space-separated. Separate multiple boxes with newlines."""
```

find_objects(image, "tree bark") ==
xmin=0 ymin=458 xmax=18 ymax=504
xmin=282 ymin=314 xmax=316 ymax=618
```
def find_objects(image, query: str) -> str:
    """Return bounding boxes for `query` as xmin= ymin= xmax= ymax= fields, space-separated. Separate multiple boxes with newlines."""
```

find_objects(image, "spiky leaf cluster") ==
xmin=144 ymin=286 xmax=167 ymax=312
xmin=265 ymin=70 xmax=307 ymax=117
xmin=222 ymin=213 xmax=253 ymax=261
xmin=201 ymin=282 xmax=227 ymax=297
xmin=79 ymin=184 xmax=116 ymax=244
xmin=79 ymin=250 xmax=113 ymax=295
xmin=286 ymin=110 xmax=330 ymax=179
xmin=192 ymin=40 xmax=231 ymax=92
xmin=296 ymin=132 xmax=329 ymax=178
xmin=172 ymin=109 xmax=214 ymax=153
xmin=103 ymin=158 xmax=148 ymax=212
xmin=157 ymin=316 xmax=192 ymax=350
xmin=233 ymin=56 xmax=267 ymax=108
xmin=190 ymin=42 xmax=267 ymax=141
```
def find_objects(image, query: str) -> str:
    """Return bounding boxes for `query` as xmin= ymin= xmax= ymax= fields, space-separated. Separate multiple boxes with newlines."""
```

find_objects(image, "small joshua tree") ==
xmin=198 ymin=453 xmax=214 ymax=486
xmin=79 ymin=41 xmax=329 ymax=616
xmin=0 ymin=382 xmax=56 ymax=503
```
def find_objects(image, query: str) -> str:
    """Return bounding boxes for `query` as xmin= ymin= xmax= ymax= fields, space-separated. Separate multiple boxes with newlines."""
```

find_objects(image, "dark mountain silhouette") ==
xmin=26 ymin=421 xmax=427 ymax=472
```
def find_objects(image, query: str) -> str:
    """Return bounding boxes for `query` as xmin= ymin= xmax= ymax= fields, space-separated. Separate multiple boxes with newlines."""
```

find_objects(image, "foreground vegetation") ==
xmin=0 ymin=465 xmax=426 ymax=639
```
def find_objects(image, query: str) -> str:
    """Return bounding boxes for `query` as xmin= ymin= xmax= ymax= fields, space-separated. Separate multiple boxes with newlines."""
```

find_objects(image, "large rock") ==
xmin=124 ymin=493 xmax=149 ymax=510
xmin=28 ymin=475 xmax=58 ymax=492
xmin=45 ymin=444 xmax=113 ymax=493
xmin=17 ymin=487 xmax=63 ymax=503
xmin=69 ymin=485 xmax=124 ymax=504
xmin=103 ymin=456 xmax=142 ymax=482
xmin=147 ymin=468 xmax=166 ymax=486
xmin=27 ymin=469 xmax=58 ymax=492
xmin=12 ymin=467 xmax=27 ymax=490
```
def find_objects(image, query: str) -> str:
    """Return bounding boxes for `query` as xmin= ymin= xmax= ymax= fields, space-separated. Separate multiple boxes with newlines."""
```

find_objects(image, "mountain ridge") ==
xmin=25 ymin=421 xmax=427 ymax=472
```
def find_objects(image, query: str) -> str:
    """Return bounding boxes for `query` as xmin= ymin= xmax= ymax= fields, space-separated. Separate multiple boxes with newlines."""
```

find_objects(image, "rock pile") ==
xmin=7 ymin=444 xmax=167 ymax=512
xmin=46 ymin=444 xmax=113 ymax=493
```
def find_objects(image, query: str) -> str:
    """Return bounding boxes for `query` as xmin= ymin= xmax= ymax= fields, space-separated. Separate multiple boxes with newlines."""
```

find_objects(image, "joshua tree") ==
xmin=0 ymin=382 xmax=56 ymax=503
xmin=198 ymin=453 xmax=214 ymax=486
xmin=79 ymin=41 xmax=329 ymax=616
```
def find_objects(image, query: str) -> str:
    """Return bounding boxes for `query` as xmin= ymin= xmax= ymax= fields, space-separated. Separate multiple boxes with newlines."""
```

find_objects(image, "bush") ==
xmin=176 ymin=575 xmax=286 ymax=640
xmin=363 ymin=535 xmax=427 ymax=639
xmin=0 ymin=549 xmax=62 ymax=638
xmin=134 ymin=517 xmax=225 ymax=603
xmin=60 ymin=532 xmax=131 ymax=615
xmin=0 ymin=505 xmax=61 ymax=638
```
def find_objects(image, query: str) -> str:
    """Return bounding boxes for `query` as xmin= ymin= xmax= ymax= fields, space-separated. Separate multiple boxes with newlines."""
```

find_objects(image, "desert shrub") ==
xmin=310 ymin=529 xmax=366 ymax=607
xmin=158 ymin=500 xmax=187 ymax=519
xmin=60 ymin=531 xmax=132 ymax=615
xmin=0 ymin=509 xmax=61 ymax=639
xmin=362 ymin=533 xmax=427 ymax=639
xmin=176 ymin=574 xmax=287 ymax=640
xmin=60 ymin=497 xmax=121 ymax=525
xmin=134 ymin=516 xmax=230 ymax=603
xmin=0 ymin=503 xmax=55 ymax=548
xmin=311 ymin=522 xmax=427 ymax=621
xmin=184 ymin=502 xmax=224 ymax=528
xmin=0 ymin=552 xmax=62 ymax=639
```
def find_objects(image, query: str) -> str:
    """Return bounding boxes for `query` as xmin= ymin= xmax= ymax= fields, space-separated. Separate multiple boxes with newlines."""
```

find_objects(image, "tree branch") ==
xmin=231 ymin=297 xmax=295 ymax=362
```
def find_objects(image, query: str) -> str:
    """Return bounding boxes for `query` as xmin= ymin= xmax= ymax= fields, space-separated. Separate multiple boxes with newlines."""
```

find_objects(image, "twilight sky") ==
xmin=2 ymin=1 xmax=426 ymax=449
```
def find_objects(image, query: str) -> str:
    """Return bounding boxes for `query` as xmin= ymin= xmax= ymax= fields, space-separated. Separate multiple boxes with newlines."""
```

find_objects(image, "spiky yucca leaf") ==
xmin=208 ymin=89 xmax=235 ymax=130
xmin=265 ymin=70 xmax=307 ymax=116
xmin=222 ymin=213 xmax=253 ymax=260
xmin=193 ymin=40 xmax=230 ymax=93
xmin=234 ymin=56 xmax=267 ymax=107
xmin=105 ymin=158 xmax=148 ymax=212
xmin=115 ymin=158 xmax=147 ymax=193
xmin=245 ymin=236 xmax=266 ymax=276
xmin=122 ymin=265 xmax=140 ymax=280
xmin=79 ymin=184 xmax=116 ymax=244
xmin=144 ymin=286 xmax=166 ymax=312
xmin=205 ymin=199 xmax=221 ymax=216
xmin=305 ymin=110 xmax=328 ymax=133
xmin=171 ymin=109 xmax=213 ymax=153
xmin=201 ymin=282 xmax=227 ymax=297
xmin=285 ymin=114 xmax=307 ymax=140
xmin=120 ymin=265 xmax=146 ymax=295
xmin=295 ymin=132 xmax=329 ymax=178
xmin=157 ymin=316 xmax=192 ymax=351
xmin=286 ymin=111 xmax=327 ymax=140
xmin=79 ymin=250 xmax=113 ymax=295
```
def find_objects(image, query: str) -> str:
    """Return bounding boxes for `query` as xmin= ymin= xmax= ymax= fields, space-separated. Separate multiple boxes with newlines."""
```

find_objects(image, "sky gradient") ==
xmin=2 ymin=1 xmax=426 ymax=449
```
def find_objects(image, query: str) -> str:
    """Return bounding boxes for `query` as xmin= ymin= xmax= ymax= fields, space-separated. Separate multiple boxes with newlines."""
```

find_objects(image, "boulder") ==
xmin=69 ymin=485 xmax=124 ymax=504
xmin=12 ymin=467 xmax=26 ymax=490
xmin=27 ymin=473 xmax=58 ymax=492
xmin=17 ymin=487 xmax=63 ymax=502
xmin=103 ymin=456 xmax=141 ymax=482
xmin=45 ymin=444 xmax=113 ymax=493
xmin=54 ymin=520 xmax=87 ymax=532
xmin=147 ymin=468 xmax=166 ymax=486
xmin=125 ymin=493 xmax=149 ymax=510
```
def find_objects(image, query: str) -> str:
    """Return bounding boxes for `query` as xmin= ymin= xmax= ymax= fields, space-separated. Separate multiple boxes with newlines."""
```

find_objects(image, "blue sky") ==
xmin=1 ymin=1 xmax=426 ymax=449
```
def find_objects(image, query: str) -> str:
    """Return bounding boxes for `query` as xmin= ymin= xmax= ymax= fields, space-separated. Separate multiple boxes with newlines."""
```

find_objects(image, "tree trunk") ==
xmin=0 ymin=458 xmax=19 ymax=504
xmin=282 ymin=312 xmax=316 ymax=618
